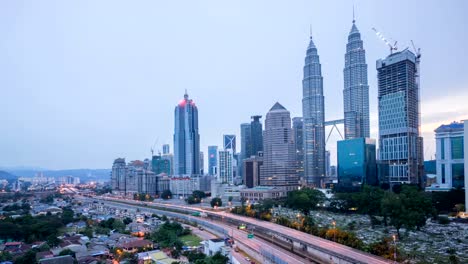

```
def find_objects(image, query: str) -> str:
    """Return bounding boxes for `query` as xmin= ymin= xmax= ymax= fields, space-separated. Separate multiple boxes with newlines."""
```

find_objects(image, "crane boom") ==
xmin=372 ymin=27 xmax=398 ymax=54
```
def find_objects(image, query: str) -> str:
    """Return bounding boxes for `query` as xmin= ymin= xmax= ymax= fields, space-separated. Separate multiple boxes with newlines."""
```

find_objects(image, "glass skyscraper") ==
xmin=173 ymin=92 xmax=200 ymax=176
xmin=302 ymin=34 xmax=326 ymax=186
xmin=435 ymin=122 xmax=464 ymax=189
xmin=377 ymin=50 xmax=423 ymax=185
xmin=343 ymin=19 xmax=370 ymax=139
xmin=250 ymin=115 xmax=263 ymax=157
xmin=261 ymin=102 xmax=298 ymax=190
xmin=208 ymin=146 xmax=218 ymax=176
xmin=292 ymin=117 xmax=304 ymax=182
xmin=223 ymin=134 xmax=236 ymax=154
xmin=337 ymin=138 xmax=377 ymax=192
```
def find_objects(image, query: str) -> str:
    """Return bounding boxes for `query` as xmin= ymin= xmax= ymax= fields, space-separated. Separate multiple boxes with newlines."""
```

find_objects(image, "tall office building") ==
xmin=151 ymin=155 xmax=171 ymax=175
xmin=302 ymin=34 xmax=326 ymax=186
xmin=261 ymin=103 xmax=298 ymax=190
xmin=243 ymin=153 xmax=263 ymax=188
xmin=240 ymin=123 xmax=251 ymax=177
xmin=338 ymin=138 xmax=377 ymax=192
xmin=162 ymin=144 xmax=170 ymax=155
xmin=343 ymin=19 xmax=370 ymax=139
xmin=292 ymin=117 xmax=304 ymax=181
xmin=250 ymin=115 xmax=263 ymax=157
xmin=435 ymin=122 xmax=464 ymax=189
xmin=325 ymin=150 xmax=331 ymax=177
xmin=208 ymin=146 xmax=218 ymax=176
xmin=218 ymin=149 xmax=234 ymax=184
xmin=377 ymin=50 xmax=423 ymax=185
xmin=199 ymin=151 xmax=205 ymax=175
xmin=174 ymin=91 xmax=200 ymax=176
xmin=223 ymin=135 xmax=236 ymax=153
xmin=111 ymin=158 xmax=127 ymax=194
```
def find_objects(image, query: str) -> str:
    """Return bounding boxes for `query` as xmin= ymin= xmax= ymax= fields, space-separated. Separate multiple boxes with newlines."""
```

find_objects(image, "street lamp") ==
xmin=392 ymin=234 xmax=397 ymax=263
xmin=332 ymin=220 xmax=336 ymax=242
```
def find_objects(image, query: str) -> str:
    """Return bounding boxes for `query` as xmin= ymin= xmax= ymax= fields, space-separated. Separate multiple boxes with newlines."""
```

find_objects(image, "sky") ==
xmin=1 ymin=0 xmax=467 ymax=170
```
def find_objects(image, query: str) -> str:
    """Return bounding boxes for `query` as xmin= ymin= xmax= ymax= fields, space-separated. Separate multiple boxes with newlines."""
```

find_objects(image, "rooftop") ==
xmin=435 ymin=122 xmax=464 ymax=133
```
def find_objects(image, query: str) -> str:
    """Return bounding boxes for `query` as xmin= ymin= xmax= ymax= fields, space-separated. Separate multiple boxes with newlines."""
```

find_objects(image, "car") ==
xmin=198 ymin=226 xmax=204 ymax=230
xmin=245 ymin=257 xmax=250 ymax=261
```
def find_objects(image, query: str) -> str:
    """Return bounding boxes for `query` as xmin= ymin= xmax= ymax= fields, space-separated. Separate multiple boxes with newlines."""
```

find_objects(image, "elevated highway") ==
xmin=91 ymin=196 xmax=394 ymax=264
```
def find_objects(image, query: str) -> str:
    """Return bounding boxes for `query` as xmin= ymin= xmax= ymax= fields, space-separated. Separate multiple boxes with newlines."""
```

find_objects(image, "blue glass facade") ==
xmin=337 ymin=138 xmax=377 ymax=191
xmin=208 ymin=146 xmax=218 ymax=176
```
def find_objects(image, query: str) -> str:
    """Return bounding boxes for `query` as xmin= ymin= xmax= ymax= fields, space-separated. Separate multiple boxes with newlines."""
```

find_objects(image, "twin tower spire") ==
xmin=302 ymin=10 xmax=369 ymax=187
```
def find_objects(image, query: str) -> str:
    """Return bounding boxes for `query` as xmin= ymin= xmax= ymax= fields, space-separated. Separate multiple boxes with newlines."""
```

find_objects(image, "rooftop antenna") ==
xmin=372 ymin=27 xmax=398 ymax=54
xmin=309 ymin=24 xmax=313 ymax=39
xmin=353 ymin=5 xmax=355 ymax=23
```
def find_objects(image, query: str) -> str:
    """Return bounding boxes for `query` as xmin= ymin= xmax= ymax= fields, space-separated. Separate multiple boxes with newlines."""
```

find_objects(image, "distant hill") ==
xmin=5 ymin=169 xmax=110 ymax=183
xmin=0 ymin=170 xmax=18 ymax=181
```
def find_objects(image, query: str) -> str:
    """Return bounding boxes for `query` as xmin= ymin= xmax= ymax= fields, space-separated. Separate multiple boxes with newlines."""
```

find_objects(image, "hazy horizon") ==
xmin=1 ymin=0 xmax=467 ymax=170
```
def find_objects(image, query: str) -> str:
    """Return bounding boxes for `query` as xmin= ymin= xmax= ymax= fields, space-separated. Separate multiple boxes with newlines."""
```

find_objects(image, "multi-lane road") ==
xmin=86 ymin=196 xmax=393 ymax=264
xmin=81 ymin=197 xmax=310 ymax=263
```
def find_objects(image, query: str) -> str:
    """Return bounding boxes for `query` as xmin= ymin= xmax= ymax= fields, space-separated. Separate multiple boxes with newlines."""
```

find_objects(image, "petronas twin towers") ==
xmin=302 ymin=19 xmax=369 ymax=186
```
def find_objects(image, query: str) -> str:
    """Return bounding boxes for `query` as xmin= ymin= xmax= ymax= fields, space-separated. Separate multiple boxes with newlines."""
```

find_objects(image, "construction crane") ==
xmin=372 ymin=27 xmax=398 ymax=54
xmin=411 ymin=40 xmax=421 ymax=59
xmin=150 ymin=137 xmax=159 ymax=157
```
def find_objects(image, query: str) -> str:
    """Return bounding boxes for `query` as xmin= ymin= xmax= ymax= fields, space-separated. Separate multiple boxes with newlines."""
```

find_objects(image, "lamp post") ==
xmin=332 ymin=220 xmax=336 ymax=242
xmin=392 ymin=234 xmax=397 ymax=263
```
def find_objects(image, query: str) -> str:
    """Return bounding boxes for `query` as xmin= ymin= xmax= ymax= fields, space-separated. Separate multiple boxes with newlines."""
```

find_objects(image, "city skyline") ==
xmin=1 ymin=1 xmax=468 ymax=169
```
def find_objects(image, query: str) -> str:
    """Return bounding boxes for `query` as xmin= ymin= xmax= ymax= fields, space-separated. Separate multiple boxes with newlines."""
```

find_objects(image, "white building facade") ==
xmin=435 ymin=122 xmax=465 ymax=189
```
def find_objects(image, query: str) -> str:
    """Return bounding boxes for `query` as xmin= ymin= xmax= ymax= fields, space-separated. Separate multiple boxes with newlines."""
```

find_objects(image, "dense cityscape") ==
xmin=1 ymin=1 xmax=467 ymax=264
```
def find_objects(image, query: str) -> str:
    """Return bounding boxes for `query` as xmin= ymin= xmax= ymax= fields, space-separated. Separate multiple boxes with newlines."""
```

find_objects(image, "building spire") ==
xmin=353 ymin=5 xmax=355 ymax=23
xmin=184 ymin=89 xmax=188 ymax=99
xmin=309 ymin=24 xmax=313 ymax=39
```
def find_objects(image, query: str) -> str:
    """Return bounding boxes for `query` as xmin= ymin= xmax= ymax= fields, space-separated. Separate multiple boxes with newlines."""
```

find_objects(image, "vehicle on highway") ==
xmin=238 ymin=223 xmax=246 ymax=230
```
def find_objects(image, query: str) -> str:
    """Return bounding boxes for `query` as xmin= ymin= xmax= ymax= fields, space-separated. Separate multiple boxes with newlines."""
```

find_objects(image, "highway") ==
xmin=90 ymin=196 xmax=393 ymax=264
xmin=80 ymin=197 xmax=310 ymax=264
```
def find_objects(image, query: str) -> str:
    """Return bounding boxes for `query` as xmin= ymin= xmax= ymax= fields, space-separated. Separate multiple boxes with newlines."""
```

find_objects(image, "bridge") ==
xmin=88 ymin=196 xmax=393 ymax=264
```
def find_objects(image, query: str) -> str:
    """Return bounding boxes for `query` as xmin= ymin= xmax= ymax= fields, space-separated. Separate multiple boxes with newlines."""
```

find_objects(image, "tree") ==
xmin=47 ymin=234 xmax=62 ymax=247
xmin=192 ymin=190 xmax=206 ymax=199
xmin=161 ymin=190 xmax=172 ymax=200
xmin=59 ymin=248 xmax=76 ymax=258
xmin=61 ymin=207 xmax=75 ymax=225
xmin=187 ymin=195 xmax=200 ymax=204
xmin=286 ymin=188 xmax=326 ymax=215
xmin=123 ymin=217 xmax=133 ymax=225
xmin=381 ymin=185 xmax=433 ymax=236
xmin=211 ymin=197 xmax=222 ymax=208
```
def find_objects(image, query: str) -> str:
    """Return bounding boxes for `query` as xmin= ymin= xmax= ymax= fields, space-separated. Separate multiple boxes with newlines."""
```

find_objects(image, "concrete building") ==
xmin=174 ymin=91 xmax=200 ymax=176
xmin=243 ymin=152 xmax=263 ymax=188
xmin=377 ymin=49 xmax=423 ymax=186
xmin=302 ymin=34 xmax=326 ymax=187
xmin=111 ymin=158 xmax=127 ymax=195
xmin=337 ymin=138 xmax=377 ymax=191
xmin=208 ymin=146 xmax=218 ymax=176
xmin=200 ymin=151 xmax=204 ymax=175
xmin=343 ymin=18 xmax=370 ymax=139
xmin=218 ymin=149 xmax=234 ymax=184
xmin=240 ymin=186 xmax=285 ymax=202
xmin=203 ymin=238 xmax=230 ymax=258
xmin=240 ymin=123 xmax=251 ymax=177
xmin=432 ymin=122 xmax=465 ymax=190
xmin=261 ymin=102 xmax=298 ymax=192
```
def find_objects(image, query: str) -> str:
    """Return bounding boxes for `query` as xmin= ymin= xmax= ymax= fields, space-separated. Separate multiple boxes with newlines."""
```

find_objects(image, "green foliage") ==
xmin=123 ymin=217 xmax=133 ymax=225
xmin=184 ymin=251 xmax=206 ymax=262
xmin=210 ymin=197 xmax=222 ymax=208
xmin=40 ymin=194 xmax=54 ymax=204
xmin=187 ymin=195 xmax=200 ymax=204
xmin=61 ymin=207 xmax=75 ymax=225
xmin=13 ymin=249 xmax=38 ymax=264
xmin=98 ymin=217 xmax=126 ymax=233
xmin=367 ymin=237 xmax=399 ymax=261
xmin=381 ymin=185 xmax=433 ymax=236
xmin=431 ymin=189 xmax=464 ymax=213
xmin=285 ymin=188 xmax=326 ymax=215
xmin=161 ymin=190 xmax=172 ymax=200
xmin=192 ymin=190 xmax=206 ymax=199
xmin=196 ymin=251 xmax=230 ymax=264
xmin=150 ymin=221 xmax=190 ymax=249
xmin=59 ymin=248 xmax=76 ymax=258
xmin=0 ymin=251 xmax=13 ymax=262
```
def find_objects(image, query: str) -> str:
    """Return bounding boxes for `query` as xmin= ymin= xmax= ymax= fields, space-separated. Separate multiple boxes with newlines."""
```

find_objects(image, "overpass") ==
xmin=94 ymin=196 xmax=394 ymax=264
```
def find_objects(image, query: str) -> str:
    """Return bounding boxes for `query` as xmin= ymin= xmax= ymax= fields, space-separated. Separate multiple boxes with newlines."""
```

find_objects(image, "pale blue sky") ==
xmin=1 ymin=0 xmax=467 ymax=169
